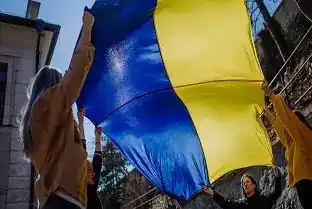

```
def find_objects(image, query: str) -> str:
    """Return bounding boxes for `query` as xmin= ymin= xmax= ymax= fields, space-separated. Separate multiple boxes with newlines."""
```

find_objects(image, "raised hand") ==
xmin=82 ymin=11 xmax=94 ymax=30
xmin=94 ymin=126 xmax=102 ymax=140
xmin=261 ymin=81 xmax=273 ymax=97
xmin=94 ymin=126 xmax=102 ymax=152
xmin=203 ymin=186 xmax=214 ymax=196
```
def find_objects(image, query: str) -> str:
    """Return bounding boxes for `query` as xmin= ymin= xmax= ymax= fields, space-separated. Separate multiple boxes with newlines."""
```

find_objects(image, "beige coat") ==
xmin=29 ymin=41 xmax=94 ymax=207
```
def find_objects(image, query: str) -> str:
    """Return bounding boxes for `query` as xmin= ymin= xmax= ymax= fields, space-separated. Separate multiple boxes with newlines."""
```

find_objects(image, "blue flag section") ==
xmin=77 ymin=1 xmax=209 ymax=201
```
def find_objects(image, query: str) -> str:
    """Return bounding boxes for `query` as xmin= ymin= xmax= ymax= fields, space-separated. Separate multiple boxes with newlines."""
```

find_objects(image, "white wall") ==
xmin=0 ymin=22 xmax=41 ymax=209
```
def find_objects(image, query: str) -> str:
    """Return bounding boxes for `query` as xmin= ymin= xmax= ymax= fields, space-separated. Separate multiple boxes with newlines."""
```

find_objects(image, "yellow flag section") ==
xmin=154 ymin=0 xmax=273 ymax=182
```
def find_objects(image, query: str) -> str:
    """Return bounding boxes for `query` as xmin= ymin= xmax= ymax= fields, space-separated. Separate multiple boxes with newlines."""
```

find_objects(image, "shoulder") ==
xmin=31 ymin=86 xmax=70 ymax=132
xmin=33 ymin=86 xmax=67 ymax=117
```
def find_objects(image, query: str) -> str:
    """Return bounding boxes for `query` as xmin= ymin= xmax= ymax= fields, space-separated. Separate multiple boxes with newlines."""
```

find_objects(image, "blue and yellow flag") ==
xmin=77 ymin=0 xmax=273 ymax=201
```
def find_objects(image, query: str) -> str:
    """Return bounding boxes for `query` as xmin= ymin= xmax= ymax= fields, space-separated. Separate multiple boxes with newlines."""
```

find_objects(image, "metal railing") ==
xmin=269 ymin=25 xmax=312 ymax=87
xmin=122 ymin=187 xmax=157 ymax=209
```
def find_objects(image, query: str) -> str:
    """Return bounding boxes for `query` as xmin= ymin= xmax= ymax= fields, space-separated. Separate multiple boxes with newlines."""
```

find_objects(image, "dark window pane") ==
xmin=0 ymin=62 xmax=8 ymax=125
xmin=0 ymin=72 xmax=6 ymax=82
xmin=0 ymin=92 xmax=5 ymax=104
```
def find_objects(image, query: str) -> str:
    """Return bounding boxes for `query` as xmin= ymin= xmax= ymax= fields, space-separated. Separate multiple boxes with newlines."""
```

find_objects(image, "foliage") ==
xmin=98 ymin=136 xmax=130 ymax=209
xmin=120 ymin=169 xmax=157 ymax=209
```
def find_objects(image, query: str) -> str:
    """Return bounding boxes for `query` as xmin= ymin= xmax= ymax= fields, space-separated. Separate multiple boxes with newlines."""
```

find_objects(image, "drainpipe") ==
xmin=29 ymin=19 xmax=45 ymax=209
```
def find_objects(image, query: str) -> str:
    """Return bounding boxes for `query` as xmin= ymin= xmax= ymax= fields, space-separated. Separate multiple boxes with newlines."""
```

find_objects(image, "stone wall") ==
xmin=0 ymin=22 xmax=38 ymax=209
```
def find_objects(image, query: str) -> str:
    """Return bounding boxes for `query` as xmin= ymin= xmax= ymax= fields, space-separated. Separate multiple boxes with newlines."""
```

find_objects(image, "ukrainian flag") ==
xmin=77 ymin=0 xmax=273 ymax=201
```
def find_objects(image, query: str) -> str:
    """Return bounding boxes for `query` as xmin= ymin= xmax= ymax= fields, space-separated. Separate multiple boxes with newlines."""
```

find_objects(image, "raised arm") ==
xmin=60 ymin=11 xmax=95 ymax=108
xmin=77 ymin=108 xmax=86 ymax=149
xmin=92 ymin=126 xmax=103 ymax=189
xmin=204 ymin=187 xmax=242 ymax=209
xmin=262 ymin=81 xmax=312 ymax=152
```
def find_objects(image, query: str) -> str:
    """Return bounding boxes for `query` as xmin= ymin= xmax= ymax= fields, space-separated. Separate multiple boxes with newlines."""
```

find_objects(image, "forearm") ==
xmin=77 ymin=24 xmax=92 ymax=48
xmin=95 ymin=134 xmax=102 ymax=152
xmin=59 ymin=23 xmax=94 ymax=107
xmin=95 ymin=141 xmax=101 ymax=152
xmin=78 ymin=123 xmax=85 ymax=139
xmin=92 ymin=152 xmax=103 ymax=188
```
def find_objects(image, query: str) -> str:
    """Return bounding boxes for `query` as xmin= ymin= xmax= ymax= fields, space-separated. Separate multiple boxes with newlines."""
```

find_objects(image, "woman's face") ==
xmin=242 ymin=176 xmax=256 ymax=197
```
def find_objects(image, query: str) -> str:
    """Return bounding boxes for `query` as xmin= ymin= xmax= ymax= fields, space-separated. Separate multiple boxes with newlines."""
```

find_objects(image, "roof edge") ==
xmin=0 ymin=12 xmax=61 ymax=66
xmin=0 ymin=12 xmax=60 ymax=32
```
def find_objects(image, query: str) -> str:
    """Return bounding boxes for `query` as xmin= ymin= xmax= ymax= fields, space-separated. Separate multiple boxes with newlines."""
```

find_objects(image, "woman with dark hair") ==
xmin=77 ymin=109 xmax=103 ymax=209
xmin=204 ymin=168 xmax=281 ymax=209
xmin=262 ymin=82 xmax=312 ymax=209
xmin=18 ymin=11 xmax=95 ymax=209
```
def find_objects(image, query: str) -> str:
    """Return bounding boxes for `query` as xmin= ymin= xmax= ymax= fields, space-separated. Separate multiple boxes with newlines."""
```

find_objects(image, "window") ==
xmin=0 ymin=62 xmax=8 ymax=125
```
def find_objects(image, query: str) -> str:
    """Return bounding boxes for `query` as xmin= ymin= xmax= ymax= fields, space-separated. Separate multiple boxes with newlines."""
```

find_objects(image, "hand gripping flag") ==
xmin=77 ymin=0 xmax=273 ymax=202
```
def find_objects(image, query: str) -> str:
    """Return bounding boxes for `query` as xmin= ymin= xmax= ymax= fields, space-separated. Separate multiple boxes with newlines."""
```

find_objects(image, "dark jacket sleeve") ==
xmin=268 ymin=176 xmax=282 ymax=204
xmin=212 ymin=192 xmax=243 ymax=209
xmin=92 ymin=151 xmax=103 ymax=189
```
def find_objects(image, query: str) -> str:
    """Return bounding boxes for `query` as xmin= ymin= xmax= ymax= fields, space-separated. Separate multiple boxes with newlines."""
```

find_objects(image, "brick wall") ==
xmin=0 ymin=22 xmax=37 ymax=209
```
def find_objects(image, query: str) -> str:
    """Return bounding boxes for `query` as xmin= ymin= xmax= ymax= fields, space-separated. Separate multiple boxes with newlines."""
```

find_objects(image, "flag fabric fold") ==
xmin=77 ymin=0 xmax=273 ymax=201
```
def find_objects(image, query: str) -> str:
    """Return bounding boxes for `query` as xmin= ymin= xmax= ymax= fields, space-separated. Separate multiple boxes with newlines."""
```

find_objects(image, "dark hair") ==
xmin=241 ymin=174 xmax=258 ymax=198
xmin=19 ymin=66 xmax=62 ymax=157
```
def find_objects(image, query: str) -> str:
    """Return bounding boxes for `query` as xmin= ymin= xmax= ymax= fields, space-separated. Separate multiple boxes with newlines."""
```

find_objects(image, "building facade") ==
xmin=0 ymin=2 xmax=60 ymax=209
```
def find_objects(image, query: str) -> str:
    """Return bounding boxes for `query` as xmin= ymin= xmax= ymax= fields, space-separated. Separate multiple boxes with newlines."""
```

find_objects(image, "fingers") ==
xmin=261 ymin=80 xmax=269 ymax=90
xmin=78 ymin=108 xmax=86 ymax=114
xmin=261 ymin=80 xmax=273 ymax=97
xmin=94 ymin=126 xmax=102 ymax=137
xmin=202 ymin=186 xmax=214 ymax=196
xmin=82 ymin=11 xmax=94 ymax=29
xmin=95 ymin=126 xmax=102 ymax=134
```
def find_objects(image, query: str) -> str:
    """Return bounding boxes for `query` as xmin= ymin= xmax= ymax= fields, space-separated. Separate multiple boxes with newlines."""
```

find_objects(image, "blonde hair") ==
xmin=19 ymin=66 xmax=62 ymax=157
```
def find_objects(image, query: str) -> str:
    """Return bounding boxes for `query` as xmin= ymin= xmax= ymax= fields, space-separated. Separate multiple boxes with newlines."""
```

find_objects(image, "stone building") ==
xmin=0 ymin=1 xmax=60 ymax=209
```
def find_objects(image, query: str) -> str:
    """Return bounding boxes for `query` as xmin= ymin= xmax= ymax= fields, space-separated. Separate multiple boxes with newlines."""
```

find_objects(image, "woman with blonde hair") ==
xmin=19 ymin=11 xmax=95 ymax=209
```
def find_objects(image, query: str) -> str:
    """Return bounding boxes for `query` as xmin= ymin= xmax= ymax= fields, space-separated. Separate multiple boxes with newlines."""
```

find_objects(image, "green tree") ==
xmin=120 ymin=169 xmax=156 ymax=209
xmin=247 ymin=0 xmax=291 ymax=62
xmin=98 ymin=136 xmax=129 ymax=209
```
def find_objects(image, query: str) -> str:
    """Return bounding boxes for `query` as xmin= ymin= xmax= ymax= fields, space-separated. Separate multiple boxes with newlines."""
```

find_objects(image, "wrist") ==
xmin=82 ymin=26 xmax=92 ymax=37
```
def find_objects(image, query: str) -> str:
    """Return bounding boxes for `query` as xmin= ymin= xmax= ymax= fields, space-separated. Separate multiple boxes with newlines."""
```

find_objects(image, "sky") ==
xmin=0 ymin=0 xmax=282 ymax=159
